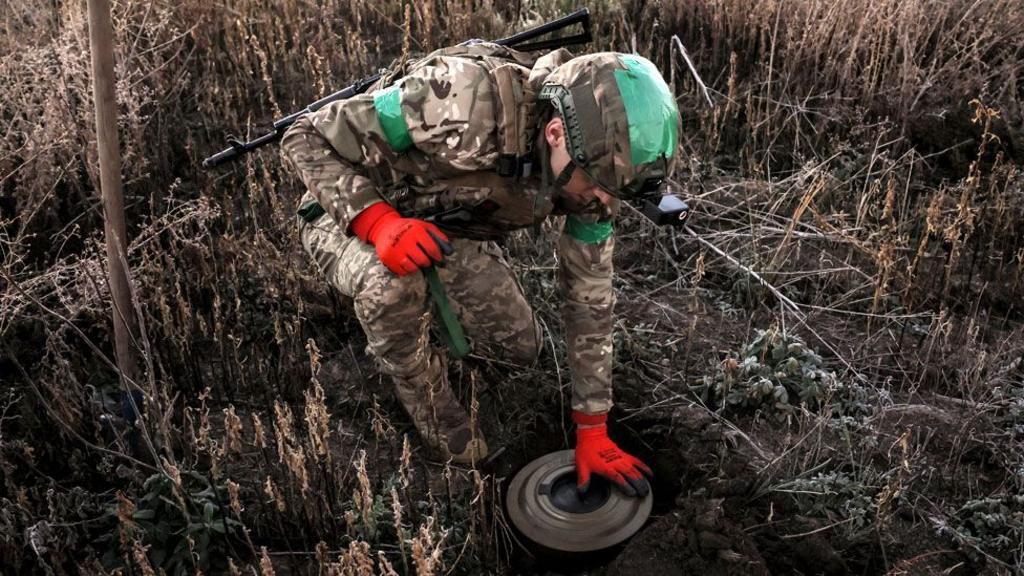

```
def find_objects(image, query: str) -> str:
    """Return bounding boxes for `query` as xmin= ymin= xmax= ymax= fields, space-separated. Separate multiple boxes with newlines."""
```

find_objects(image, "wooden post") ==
xmin=87 ymin=0 xmax=142 ymax=405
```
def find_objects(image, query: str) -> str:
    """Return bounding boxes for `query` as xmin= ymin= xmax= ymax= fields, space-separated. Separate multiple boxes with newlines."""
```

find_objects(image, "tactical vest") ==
xmin=375 ymin=42 xmax=553 ymax=179
xmin=299 ymin=43 xmax=576 ymax=240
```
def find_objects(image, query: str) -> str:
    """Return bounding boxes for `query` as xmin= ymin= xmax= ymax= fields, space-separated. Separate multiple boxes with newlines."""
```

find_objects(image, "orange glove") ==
xmin=573 ymin=411 xmax=652 ymax=497
xmin=350 ymin=202 xmax=452 ymax=276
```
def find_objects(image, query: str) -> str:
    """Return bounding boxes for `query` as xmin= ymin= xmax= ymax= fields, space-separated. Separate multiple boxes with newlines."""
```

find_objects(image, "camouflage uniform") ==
xmin=281 ymin=45 xmax=622 ymax=456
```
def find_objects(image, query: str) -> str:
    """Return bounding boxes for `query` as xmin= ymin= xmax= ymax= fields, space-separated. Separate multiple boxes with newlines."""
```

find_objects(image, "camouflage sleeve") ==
xmin=558 ymin=214 xmax=616 ymax=415
xmin=280 ymin=110 xmax=385 ymax=233
xmin=280 ymin=56 xmax=499 ymax=232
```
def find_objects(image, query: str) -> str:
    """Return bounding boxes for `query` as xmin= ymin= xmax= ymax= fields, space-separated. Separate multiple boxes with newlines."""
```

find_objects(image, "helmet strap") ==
xmin=532 ymin=118 xmax=578 ymax=233
xmin=553 ymin=161 xmax=576 ymax=189
xmin=533 ymin=135 xmax=552 ymax=234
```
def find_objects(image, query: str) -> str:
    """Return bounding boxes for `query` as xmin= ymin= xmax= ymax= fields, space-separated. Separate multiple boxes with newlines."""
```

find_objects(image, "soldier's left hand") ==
xmin=350 ymin=202 xmax=454 ymax=275
xmin=573 ymin=411 xmax=653 ymax=497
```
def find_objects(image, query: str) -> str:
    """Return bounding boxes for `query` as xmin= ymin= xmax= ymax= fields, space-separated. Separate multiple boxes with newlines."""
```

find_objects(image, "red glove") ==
xmin=350 ymin=202 xmax=453 ymax=276
xmin=573 ymin=411 xmax=652 ymax=497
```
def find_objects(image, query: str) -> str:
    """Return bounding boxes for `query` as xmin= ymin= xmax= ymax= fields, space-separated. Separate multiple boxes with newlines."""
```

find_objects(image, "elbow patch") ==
xmin=565 ymin=216 xmax=613 ymax=244
xmin=373 ymin=85 xmax=413 ymax=152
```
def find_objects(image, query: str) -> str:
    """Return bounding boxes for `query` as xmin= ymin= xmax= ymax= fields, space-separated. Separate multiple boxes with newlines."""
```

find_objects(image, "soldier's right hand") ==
xmin=350 ymin=202 xmax=453 ymax=276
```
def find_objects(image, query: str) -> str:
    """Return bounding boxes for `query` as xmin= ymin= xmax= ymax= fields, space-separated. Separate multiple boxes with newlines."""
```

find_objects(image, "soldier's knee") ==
xmin=353 ymin=266 xmax=427 ymax=323
xmin=507 ymin=317 xmax=542 ymax=366
xmin=353 ymin=269 xmax=433 ymax=378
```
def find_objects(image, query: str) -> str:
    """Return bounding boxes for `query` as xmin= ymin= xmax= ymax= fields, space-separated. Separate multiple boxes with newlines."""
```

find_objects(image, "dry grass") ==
xmin=1 ymin=0 xmax=1022 ymax=573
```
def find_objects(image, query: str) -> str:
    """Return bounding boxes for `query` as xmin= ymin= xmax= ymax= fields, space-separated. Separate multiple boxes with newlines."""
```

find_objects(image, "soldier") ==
xmin=281 ymin=44 xmax=679 ymax=498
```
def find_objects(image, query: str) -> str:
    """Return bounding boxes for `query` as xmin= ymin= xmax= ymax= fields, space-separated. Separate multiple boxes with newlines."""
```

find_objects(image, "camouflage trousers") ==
xmin=298 ymin=202 xmax=542 ymax=432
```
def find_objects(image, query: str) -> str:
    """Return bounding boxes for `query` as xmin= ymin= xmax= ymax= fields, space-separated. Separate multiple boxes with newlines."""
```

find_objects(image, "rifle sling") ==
xmin=423 ymin=267 xmax=470 ymax=359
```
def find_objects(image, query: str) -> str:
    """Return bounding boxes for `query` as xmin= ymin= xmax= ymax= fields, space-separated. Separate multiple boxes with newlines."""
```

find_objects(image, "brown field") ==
xmin=1 ymin=0 xmax=1022 ymax=574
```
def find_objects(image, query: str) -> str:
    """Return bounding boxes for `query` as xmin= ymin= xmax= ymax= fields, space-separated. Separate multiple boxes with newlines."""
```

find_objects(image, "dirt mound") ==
xmin=602 ymin=391 xmax=1011 ymax=575
xmin=607 ymin=402 xmax=856 ymax=575
xmin=605 ymin=496 xmax=769 ymax=576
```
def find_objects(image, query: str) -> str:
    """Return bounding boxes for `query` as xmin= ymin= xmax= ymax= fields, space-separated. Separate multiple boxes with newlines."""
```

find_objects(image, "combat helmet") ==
xmin=537 ymin=52 xmax=680 ymax=199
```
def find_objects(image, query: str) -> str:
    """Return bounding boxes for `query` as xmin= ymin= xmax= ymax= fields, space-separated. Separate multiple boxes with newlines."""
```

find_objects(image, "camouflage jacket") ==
xmin=281 ymin=44 xmax=617 ymax=414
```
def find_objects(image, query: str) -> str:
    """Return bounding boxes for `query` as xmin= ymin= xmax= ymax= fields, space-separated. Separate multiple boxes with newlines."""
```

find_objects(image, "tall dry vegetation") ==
xmin=1 ymin=0 xmax=1022 ymax=573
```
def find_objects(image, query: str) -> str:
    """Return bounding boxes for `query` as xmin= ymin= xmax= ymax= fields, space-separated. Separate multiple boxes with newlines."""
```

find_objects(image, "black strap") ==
xmin=553 ymin=161 xmax=576 ymax=188
xmin=297 ymin=200 xmax=327 ymax=223
xmin=497 ymin=154 xmax=535 ymax=178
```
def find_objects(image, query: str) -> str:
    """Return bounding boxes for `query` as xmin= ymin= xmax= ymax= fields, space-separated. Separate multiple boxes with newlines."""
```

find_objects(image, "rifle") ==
xmin=203 ymin=9 xmax=592 ymax=168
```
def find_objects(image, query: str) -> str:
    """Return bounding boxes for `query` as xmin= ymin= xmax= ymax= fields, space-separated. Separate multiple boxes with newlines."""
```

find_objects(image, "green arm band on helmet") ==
xmin=614 ymin=55 xmax=679 ymax=166
xmin=565 ymin=216 xmax=613 ymax=244
xmin=373 ymin=85 xmax=413 ymax=152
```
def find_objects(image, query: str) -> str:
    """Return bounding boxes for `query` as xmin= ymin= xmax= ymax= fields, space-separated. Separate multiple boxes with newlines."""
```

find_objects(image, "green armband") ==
xmin=565 ymin=216 xmax=613 ymax=244
xmin=297 ymin=200 xmax=326 ymax=223
xmin=373 ymin=85 xmax=413 ymax=152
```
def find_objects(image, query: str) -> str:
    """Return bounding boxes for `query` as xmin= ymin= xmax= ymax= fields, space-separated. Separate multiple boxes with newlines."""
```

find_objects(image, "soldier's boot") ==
xmin=393 ymin=354 xmax=488 ymax=464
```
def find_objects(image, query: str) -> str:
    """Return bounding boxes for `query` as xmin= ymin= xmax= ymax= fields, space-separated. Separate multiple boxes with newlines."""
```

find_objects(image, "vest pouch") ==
xmin=491 ymin=63 xmax=536 ymax=177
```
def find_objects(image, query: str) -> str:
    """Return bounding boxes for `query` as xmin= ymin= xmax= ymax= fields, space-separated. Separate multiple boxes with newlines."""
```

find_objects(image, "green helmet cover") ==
xmin=537 ymin=53 xmax=679 ymax=199
xmin=614 ymin=55 xmax=678 ymax=166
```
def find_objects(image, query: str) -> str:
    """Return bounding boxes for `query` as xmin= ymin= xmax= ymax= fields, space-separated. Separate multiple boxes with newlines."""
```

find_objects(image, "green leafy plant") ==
xmin=934 ymin=493 xmax=1024 ymax=567
xmin=701 ymin=328 xmax=836 ymax=414
xmin=774 ymin=470 xmax=882 ymax=533
xmin=700 ymin=327 xmax=879 ymax=418
xmin=991 ymin=369 xmax=1024 ymax=485
xmin=994 ymin=381 xmax=1024 ymax=439
xmin=98 ymin=470 xmax=245 ymax=575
